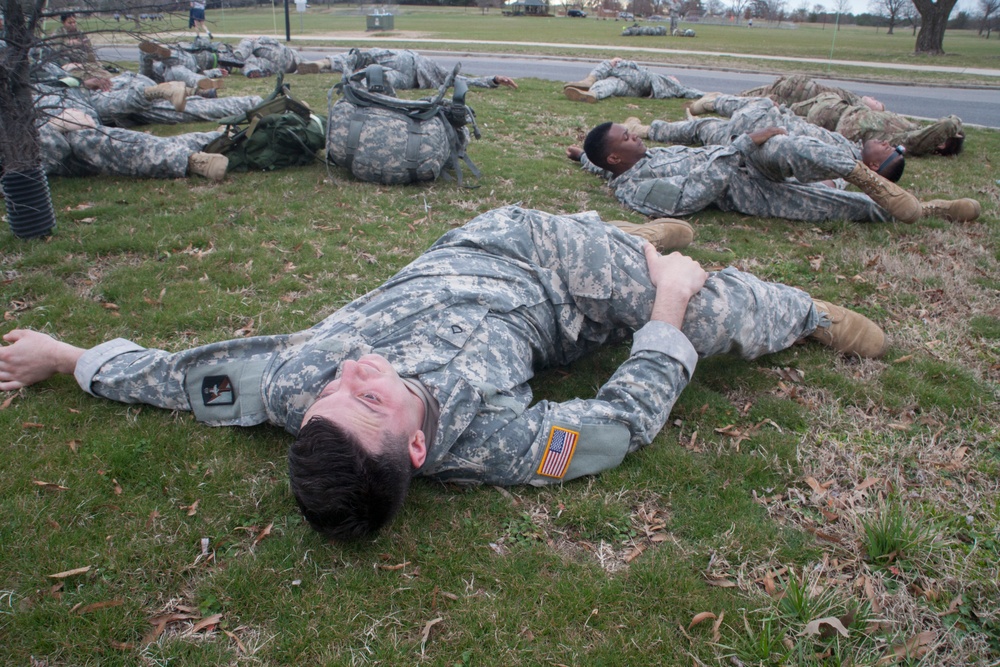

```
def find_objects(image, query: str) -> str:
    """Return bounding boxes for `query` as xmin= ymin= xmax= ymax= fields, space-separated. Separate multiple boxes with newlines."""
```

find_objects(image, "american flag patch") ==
xmin=536 ymin=426 xmax=579 ymax=479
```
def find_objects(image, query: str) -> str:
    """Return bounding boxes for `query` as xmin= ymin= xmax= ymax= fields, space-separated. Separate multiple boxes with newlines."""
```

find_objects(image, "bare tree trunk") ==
xmin=0 ymin=0 xmax=44 ymax=172
xmin=912 ymin=0 xmax=958 ymax=54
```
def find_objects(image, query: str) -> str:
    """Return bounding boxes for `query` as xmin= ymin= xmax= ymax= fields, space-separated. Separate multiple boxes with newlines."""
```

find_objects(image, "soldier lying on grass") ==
xmin=2 ymin=207 xmax=889 ymax=541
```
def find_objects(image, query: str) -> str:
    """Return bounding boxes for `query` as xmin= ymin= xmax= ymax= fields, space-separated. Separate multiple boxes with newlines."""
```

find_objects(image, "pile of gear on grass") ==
xmin=203 ymin=62 xmax=483 ymax=185
xmin=324 ymin=62 xmax=481 ymax=186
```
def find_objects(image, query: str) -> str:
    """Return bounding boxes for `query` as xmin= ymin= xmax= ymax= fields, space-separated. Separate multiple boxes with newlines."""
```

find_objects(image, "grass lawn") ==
xmin=1 ymin=44 xmax=999 ymax=666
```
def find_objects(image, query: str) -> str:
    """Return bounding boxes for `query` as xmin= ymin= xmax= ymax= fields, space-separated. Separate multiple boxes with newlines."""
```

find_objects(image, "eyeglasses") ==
xmin=877 ymin=145 xmax=905 ymax=174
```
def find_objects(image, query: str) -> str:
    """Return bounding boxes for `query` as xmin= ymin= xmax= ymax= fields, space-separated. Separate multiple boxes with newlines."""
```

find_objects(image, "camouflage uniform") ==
xmin=739 ymin=74 xmax=863 ymax=107
xmin=73 ymin=206 xmax=820 ymax=486
xmin=582 ymin=134 xmax=889 ymax=222
xmin=622 ymin=24 xmax=667 ymax=35
xmin=33 ymin=67 xmax=260 ymax=127
xmin=40 ymin=124 xmax=222 ymax=178
xmin=585 ymin=59 xmax=703 ymax=102
xmin=234 ymin=36 xmax=301 ymax=78
xmin=789 ymin=93 xmax=963 ymax=157
xmin=325 ymin=48 xmax=501 ymax=90
xmin=134 ymin=94 xmax=264 ymax=125
xmin=140 ymin=41 xmax=227 ymax=88
xmin=650 ymin=94 xmax=859 ymax=157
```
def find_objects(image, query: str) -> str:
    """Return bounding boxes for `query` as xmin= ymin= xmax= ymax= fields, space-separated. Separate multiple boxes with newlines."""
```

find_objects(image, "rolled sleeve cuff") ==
xmin=732 ymin=133 xmax=756 ymax=156
xmin=632 ymin=320 xmax=697 ymax=379
xmin=74 ymin=338 xmax=145 ymax=396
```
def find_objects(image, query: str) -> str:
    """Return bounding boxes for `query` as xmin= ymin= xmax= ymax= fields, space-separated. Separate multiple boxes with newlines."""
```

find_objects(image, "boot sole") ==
xmin=139 ymin=42 xmax=172 ymax=59
xmin=564 ymin=88 xmax=597 ymax=103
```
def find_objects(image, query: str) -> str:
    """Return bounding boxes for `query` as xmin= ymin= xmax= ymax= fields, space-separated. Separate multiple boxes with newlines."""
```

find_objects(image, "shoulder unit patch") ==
xmin=202 ymin=375 xmax=236 ymax=406
xmin=536 ymin=426 xmax=579 ymax=479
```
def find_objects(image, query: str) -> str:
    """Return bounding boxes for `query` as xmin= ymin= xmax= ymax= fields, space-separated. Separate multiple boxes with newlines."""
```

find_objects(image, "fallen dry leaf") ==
xmin=184 ymin=500 xmax=199 ymax=516
xmin=688 ymin=611 xmax=717 ymax=630
xmin=252 ymin=522 xmax=273 ymax=546
xmin=420 ymin=616 xmax=443 ymax=655
xmin=76 ymin=599 xmax=124 ymax=614
xmin=704 ymin=576 xmax=737 ymax=588
xmin=189 ymin=613 xmax=223 ymax=634
xmin=32 ymin=479 xmax=69 ymax=491
xmin=48 ymin=565 xmax=91 ymax=579
xmin=377 ymin=561 xmax=410 ymax=571
xmin=802 ymin=616 xmax=849 ymax=638
xmin=67 ymin=439 xmax=80 ymax=453
xmin=224 ymin=629 xmax=247 ymax=654
xmin=112 ymin=479 xmax=123 ymax=495
xmin=878 ymin=630 xmax=935 ymax=664
xmin=712 ymin=611 xmax=724 ymax=643
xmin=855 ymin=477 xmax=881 ymax=492
xmin=0 ymin=394 xmax=15 ymax=410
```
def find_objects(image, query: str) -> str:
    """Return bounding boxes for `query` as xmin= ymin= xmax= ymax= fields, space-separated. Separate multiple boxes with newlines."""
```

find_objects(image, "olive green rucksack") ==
xmin=204 ymin=75 xmax=326 ymax=172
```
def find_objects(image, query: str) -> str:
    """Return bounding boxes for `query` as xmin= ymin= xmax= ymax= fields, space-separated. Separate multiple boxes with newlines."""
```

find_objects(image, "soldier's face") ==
xmin=63 ymin=16 xmax=78 ymax=32
xmin=861 ymin=139 xmax=895 ymax=164
xmin=301 ymin=354 xmax=426 ymax=465
xmin=861 ymin=96 xmax=884 ymax=112
xmin=606 ymin=123 xmax=646 ymax=170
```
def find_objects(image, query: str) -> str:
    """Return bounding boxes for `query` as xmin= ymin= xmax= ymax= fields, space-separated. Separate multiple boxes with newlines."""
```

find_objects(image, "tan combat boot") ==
xmin=563 ymin=74 xmax=598 ymax=91
xmin=188 ymin=152 xmax=229 ymax=182
xmin=295 ymin=61 xmax=322 ymax=75
xmin=144 ymin=82 xmax=187 ymax=112
xmin=687 ymin=92 xmax=721 ymax=116
xmin=564 ymin=87 xmax=598 ymax=103
xmin=610 ymin=219 xmax=694 ymax=252
xmin=809 ymin=300 xmax=887 ymax=358
xmin=623 ymin=117 xmax=650 ymax=139
xmin=844 ymin=162 xmax=921 ymax=224
xmin=196 ymin=78 xmax=224 ymax=91
xmin=138 ymin=40 xmax=172 ymax=60
xmin=921 ymin=198 xmax=981 ymax=222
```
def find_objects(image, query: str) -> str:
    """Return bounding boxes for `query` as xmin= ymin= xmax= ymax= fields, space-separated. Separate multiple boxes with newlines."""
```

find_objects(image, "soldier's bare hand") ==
xmin=0 ymin=330 xmax=85 ymax=391
xmin=643 ymin=244 xmax=706 ymax=295
xmin=83 ymin=77 xmax=112 ymax=92
xmin=748 ymin=126 xmax=787 ymax=146
xmin=493 ymin=76 xmax=518 ymax=89
xmin=566 ymin=145 xmax=584 ymax=162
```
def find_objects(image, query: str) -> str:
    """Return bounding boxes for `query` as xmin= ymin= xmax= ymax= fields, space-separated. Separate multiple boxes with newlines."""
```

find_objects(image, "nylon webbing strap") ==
xmin=403 ymin=116 xmax=425 ymax=183
xmin=344 ymin=111 xmax=367 ymax=171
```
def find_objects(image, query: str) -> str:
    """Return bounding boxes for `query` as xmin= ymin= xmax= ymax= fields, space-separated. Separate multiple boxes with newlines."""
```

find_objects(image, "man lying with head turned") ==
xmin=1 ymin=207 xmax=888 ymax=540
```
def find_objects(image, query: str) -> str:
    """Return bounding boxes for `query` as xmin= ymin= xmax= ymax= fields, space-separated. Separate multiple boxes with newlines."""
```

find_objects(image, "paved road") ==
xmin=99 ymin=45 xmax=1000 ymax=128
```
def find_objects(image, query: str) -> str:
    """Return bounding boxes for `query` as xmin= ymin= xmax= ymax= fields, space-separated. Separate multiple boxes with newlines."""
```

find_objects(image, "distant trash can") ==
xmin=366 ymin=13 xmax=394 ymax=31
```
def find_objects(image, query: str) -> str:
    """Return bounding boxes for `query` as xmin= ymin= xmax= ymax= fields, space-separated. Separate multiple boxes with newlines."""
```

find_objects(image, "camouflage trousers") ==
xmin=235 ymin=37 xmax=300 ymax=77
xmin=40 ymin=126 xmax=221 ymax=178
xmin=732 ymin=134 xmax=887 ymax=222
xmin=740 ymin=74 xmax=862 ymax=107
xmin=449 ymin=207 xmax=821 ymax=362
xmin=589 ymin=60 xmax=703 ymax=101
xmin=889 ymin=115 xmax=963 ymax=157
xmin=88 ymin=72 xmax=155 ymax=125
xmin=141 ymin=50 xmax=224 ymax=87
xmin=711 ymin=95 xmax=859 ymax=156
xmin=135 ymin=95 xmax=263 ymax=125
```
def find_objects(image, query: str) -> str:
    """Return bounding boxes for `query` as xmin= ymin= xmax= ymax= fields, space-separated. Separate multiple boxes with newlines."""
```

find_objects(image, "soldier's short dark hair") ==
xmin=583 ymin=122 xmax=615 ymax=171
xmin=60 ymin=12 xmax=75 ymax=22
xmin=288 ymin=416 xmax=412 ymax=541
xmin=934 ymin=135 xmax=964 ymax=156
xmin=877 ymin=153 xmax=905 ymax=183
